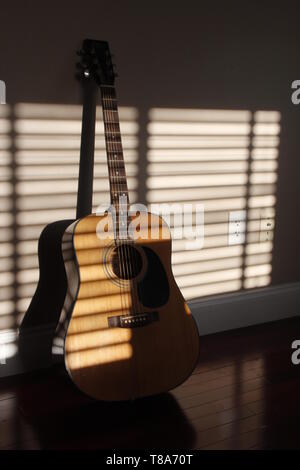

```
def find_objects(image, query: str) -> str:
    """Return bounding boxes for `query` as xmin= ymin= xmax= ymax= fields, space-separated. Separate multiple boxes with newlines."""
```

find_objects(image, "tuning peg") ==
xmin=75 ymin=64 xmax=91 ymax=78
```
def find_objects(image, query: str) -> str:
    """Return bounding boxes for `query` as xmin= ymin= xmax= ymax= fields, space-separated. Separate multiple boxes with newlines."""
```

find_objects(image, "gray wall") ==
xmin=0 ymin=0 xmax=299 ymax=286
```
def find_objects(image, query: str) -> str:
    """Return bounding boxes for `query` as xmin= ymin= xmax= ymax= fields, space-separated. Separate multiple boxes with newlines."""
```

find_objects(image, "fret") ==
xmin=110 ymin=169 xmax=126 ymax=175
xmin=104 ymin=124 xmax=120 ymax=130
xmin=107 ymin=158 xmax=125 ymax=163
xmin=105 ymin=137 xmax=123 ymax=146
xmin=104 ymin=130 xmax=121 ymax=135
xmin=102 ymin=111 xmax=119 ymax=116
xmin=108 ymin=159 xmax=125 ymax=163
xmin=112 ymin=218 xmax=130 ymax=226
xmin=104 ymin=127 xmax=120 ymax=132
xmin=111 ymin=206 xmax=129 ymax=213
xmin=106 ymin=141 xmax=122 ymax=145
xmin=112 ymin=201 xmax=129 ymax=210
xmin=106 ymin=147 xmax=122 ymax=154
xmin=108 ymin=168 xmax=126 ymax=174
xmin=108 ymin=166 xmax=126 ymax=172
xmin=108 ymin=166 xmax=126 ymax=171
xmin=108 ymin=167 xmax=126 ymax=174
xmin=104 ymin=130 xmax=121 ymax=136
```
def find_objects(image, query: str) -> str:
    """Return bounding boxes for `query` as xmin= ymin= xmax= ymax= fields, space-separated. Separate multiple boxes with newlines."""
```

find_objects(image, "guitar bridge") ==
xmin=108 ymin=311 xmax=159 ymax=328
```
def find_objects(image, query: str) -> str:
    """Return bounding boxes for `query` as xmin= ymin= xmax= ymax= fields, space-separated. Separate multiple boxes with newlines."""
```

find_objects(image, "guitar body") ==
xmin=59 ymin=212 xmax=200 ymax=401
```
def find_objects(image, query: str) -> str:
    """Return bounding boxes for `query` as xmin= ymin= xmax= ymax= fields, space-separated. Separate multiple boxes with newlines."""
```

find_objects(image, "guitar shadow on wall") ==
xmin=18 ymin=219 xmax=75 ymax=370
xmin=18 ymin=64 xmax=98 ymax=370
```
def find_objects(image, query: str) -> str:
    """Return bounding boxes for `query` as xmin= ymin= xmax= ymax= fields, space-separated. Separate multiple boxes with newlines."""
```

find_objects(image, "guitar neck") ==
xmin=100 ymin=85 xmax=129 ymax=214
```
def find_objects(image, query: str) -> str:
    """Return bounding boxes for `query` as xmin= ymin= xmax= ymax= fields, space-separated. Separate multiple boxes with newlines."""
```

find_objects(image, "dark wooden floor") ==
xmin=1 ymin=317 xmax=300 ymax=450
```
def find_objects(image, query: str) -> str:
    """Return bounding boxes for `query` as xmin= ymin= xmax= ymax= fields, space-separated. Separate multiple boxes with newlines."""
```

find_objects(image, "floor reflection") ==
xmin=16 ymin=367 xmax=196 ymax=449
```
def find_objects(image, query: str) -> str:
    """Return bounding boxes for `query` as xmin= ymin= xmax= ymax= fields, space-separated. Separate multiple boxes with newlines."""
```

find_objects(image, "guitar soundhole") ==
xmin=111 ymin=244 xmax=143 ymax=280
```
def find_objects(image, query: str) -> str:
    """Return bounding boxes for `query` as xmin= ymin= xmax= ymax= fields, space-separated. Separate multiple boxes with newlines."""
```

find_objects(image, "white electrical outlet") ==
xmin=228 ymin=210 xmax=246 ymax=245
xmin=260 ymin=213 xmax=274 ymax=242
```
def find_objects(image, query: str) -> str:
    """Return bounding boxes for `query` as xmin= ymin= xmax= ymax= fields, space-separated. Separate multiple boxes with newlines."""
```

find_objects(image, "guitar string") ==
xmin=102 ymin=86 xmax=127 ymax=320
xmin=106 ymin=88 xmax=130 ymax=320
xmin=112 ymin=85 xmax=140 ymax=319
xmin=108 ymin=86 xmax=140 ymax=319
xmin=104 ymin=86 xmax=135 ymax=319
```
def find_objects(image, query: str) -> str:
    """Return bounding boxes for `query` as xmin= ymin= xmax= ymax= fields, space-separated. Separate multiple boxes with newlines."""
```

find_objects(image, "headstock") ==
xmin=76 ymin=39 xmax=116 ymax=86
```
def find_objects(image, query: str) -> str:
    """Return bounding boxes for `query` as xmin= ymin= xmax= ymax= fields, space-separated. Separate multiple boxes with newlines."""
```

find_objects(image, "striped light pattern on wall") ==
xmin=147 ymin=108 xmax=279 ymax=300
xmin=0 ymin=104 xmax=18 ymax=361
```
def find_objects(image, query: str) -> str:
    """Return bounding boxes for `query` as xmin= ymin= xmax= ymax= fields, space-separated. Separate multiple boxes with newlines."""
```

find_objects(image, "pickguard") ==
xmin=137 ymin=246 xmax=170 ymax=308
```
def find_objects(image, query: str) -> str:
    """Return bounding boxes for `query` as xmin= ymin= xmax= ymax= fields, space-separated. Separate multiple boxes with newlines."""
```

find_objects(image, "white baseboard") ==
xmin=0 ymin=282 xmax=299 ymax=378
xmin=189 ymin=282 xmax=300 ymax=336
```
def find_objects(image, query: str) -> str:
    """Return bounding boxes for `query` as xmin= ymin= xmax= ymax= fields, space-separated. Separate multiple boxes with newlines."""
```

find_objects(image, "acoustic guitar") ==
xmin=56 ymin=39 xmax=200 ymax=401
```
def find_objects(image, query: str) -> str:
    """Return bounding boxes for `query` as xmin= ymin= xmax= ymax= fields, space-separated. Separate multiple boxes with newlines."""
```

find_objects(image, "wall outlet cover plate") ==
xmin=228 ymin=210 xmax=246 ymax=245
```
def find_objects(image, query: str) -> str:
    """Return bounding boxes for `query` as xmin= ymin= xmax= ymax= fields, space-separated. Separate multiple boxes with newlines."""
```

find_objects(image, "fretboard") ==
xmin=100 ymin=85 xmax=129 ymax=214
